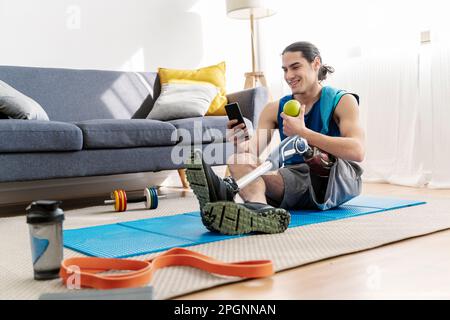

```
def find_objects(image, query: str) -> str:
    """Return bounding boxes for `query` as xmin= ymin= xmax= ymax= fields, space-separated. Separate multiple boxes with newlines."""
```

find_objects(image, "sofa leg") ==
xmin=178 ymin=169 xmax=189 ymax=189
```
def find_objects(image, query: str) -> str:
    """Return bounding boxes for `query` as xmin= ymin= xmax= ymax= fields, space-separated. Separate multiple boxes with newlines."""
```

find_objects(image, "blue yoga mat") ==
xmin=64 ymin=196 xmax=426 ymax=258
xmin=64 ymin=224 xmax=193 ymax=258
xmin=289 ymin=205 xmax=385 ymax=228
xmin=121 ymin=214 xmax=242 ymax=243
xmin=344 ymin=196 xmax=426 ymax=210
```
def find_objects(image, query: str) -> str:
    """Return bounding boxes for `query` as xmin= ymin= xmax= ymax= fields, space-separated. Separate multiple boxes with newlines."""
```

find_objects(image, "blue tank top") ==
xmin=277 ymin=86 xmax=358 ymax=165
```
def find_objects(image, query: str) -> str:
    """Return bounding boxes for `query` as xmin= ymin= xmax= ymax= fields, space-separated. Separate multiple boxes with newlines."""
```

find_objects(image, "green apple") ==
xmin=283 ymin=99 xmax=301 ymax=117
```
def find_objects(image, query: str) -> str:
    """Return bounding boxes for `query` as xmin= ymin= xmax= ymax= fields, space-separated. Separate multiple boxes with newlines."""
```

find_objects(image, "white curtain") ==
xmin=428 ymin=30 xmax=450 ymax=188
xmin=258 ymin=0 xmax=450 ymax=188
xmin=330 ymin=50 xmax=427 ymax=187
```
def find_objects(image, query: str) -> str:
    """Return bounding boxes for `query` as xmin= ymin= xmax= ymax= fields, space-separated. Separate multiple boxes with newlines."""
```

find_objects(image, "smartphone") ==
xmin=225 ymin=102 xmax=246 ymax=129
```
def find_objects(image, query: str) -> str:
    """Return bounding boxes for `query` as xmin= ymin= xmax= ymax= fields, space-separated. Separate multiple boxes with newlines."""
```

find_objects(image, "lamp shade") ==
xmin=226 ymin=0 xmax=276 ymax=20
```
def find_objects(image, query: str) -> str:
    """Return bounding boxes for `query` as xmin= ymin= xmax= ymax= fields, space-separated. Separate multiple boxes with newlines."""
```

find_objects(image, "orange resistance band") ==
xmin=60 ymin=248 xmax=274 ymax=290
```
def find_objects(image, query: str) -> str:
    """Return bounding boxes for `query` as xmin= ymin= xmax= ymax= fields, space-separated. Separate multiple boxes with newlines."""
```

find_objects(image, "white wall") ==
xmin=0 ymin=0 xmax=251 ymax=93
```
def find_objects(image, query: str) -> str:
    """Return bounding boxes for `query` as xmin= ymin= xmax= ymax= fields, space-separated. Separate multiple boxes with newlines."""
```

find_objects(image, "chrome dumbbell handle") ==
xmin=104 ymin=195 xmax=145 ymax=205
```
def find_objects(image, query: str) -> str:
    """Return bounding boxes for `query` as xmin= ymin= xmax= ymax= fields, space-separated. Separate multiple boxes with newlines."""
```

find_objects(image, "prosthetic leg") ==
xmin=233 ymin=135 xmax=310 ymax=190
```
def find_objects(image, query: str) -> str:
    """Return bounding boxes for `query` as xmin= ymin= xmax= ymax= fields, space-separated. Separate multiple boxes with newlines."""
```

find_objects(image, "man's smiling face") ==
xmin=282 ymin=51 xmax=320 ymax=95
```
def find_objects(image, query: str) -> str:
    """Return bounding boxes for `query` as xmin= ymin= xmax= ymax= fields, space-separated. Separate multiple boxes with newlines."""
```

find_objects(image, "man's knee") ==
xmin=227 ymin=152 xmax=258 ymax=176
xmin=262 ymin=172 xmax=285 ymax=202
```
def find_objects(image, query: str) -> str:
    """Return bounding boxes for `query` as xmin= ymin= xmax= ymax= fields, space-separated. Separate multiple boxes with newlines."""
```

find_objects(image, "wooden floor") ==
xmin=177 ymin=183 xmax=450 ymax=300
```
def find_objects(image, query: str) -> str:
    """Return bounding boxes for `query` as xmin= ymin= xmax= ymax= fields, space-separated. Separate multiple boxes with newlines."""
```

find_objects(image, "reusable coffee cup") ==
xmin=26 ymin=200 xmax=65 ymax=280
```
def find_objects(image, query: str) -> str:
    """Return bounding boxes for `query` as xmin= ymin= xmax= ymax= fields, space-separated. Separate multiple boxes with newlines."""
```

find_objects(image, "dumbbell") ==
xmin=104 ymin=187 xmax=160 ymax=212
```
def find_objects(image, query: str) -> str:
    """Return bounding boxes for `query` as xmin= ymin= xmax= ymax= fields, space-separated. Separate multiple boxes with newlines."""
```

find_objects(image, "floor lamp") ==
xmin=226 ymin=0 xmax=276 ymax=89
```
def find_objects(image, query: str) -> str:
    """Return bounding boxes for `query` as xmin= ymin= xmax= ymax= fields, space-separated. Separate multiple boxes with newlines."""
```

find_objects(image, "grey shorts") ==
xmin=272 ymin=159 xmax=363 ymax=211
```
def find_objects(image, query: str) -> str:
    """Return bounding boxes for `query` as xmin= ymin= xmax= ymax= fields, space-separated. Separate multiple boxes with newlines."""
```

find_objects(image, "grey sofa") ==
xmin=0 ymin=66 xmax=268 ymax=183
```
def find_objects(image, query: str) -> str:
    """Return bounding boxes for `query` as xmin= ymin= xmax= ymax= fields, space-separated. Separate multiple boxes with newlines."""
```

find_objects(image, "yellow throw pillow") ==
xmin=158 ymin=62 xmax=227 ymax=116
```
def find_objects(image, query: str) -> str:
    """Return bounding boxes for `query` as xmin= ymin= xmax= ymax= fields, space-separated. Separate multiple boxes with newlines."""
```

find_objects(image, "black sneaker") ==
xmin=186 ymin=149 xmax=238 ymax=210
xmin=201 ymin=201 xmax=291 ymax=235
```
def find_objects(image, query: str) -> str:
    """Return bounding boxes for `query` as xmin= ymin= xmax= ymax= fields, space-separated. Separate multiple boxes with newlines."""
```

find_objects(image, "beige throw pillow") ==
xmin=147 ymin=81 xmax=218 ymax=121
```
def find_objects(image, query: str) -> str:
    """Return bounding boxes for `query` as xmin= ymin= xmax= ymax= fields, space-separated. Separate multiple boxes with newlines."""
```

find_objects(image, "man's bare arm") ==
xmin=302 ymin=94 xmax=365 ymax=162
xmin=231 ymin=101 xmax=279 ymax=157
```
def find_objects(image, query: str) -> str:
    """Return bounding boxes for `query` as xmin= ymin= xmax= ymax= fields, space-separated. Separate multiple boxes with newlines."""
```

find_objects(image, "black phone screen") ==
xmin=225 ymin=102 xmax=246 ymax=128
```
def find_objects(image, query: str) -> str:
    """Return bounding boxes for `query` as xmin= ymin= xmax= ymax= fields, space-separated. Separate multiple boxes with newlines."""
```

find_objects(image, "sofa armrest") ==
xmin=226 ymin=86 xmax=268 ymax=127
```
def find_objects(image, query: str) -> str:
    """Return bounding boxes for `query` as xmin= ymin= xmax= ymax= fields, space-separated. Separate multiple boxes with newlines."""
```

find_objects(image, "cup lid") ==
xmin=26 ymin=200 xmax=65 ymax=224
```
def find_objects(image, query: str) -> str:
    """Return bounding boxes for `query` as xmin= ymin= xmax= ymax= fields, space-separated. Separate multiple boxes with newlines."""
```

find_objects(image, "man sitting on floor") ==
xmin=186 ymin=41 xmax=365 ymax=235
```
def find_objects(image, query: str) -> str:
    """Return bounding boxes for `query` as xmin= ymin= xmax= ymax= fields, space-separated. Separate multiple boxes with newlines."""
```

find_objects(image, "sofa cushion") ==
xmin=0 ymin=120 xmax=82 ymax=152
xmin=169 ymin=116 xmax=253 ymax=144
xmin=74 ymin=119 xmax=177 ymax=149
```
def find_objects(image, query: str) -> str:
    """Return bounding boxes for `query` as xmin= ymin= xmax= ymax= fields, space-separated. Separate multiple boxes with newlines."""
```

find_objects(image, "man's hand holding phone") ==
xmin=227 ymin=119 xmax=248 ymax=138
xmin=225 ymin=103 xmax=250 ymax=147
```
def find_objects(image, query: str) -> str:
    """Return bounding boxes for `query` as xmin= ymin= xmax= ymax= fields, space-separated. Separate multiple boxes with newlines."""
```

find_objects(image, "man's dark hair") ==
xmin=282 ymin=41 xmax=335 ymax=81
